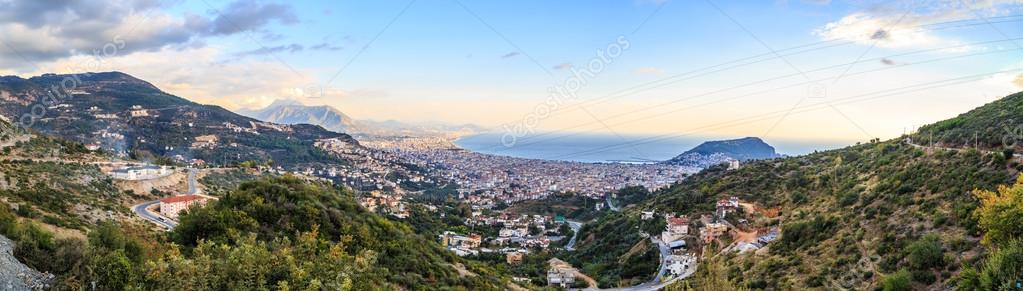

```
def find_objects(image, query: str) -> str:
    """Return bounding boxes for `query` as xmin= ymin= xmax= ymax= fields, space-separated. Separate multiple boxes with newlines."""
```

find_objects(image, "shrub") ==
xmin=882 ymin=269 xmax=912 ymax=291
xmin=906 ymin=235 xmax=945 ymax=270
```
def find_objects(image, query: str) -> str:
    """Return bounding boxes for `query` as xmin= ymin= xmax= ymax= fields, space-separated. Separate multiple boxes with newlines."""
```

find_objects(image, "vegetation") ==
xmin=0 ymin=172 xmax=510 ymax=290
xmin=504 ymin=191 xmax=604 ymax=221
xmin=565 ymin=212 xmax=659 ymax=288
xmin=913 ymin=91 xmax=1023 ymax=150
xmin=955 ymin=176 xmax=1023 ymax=290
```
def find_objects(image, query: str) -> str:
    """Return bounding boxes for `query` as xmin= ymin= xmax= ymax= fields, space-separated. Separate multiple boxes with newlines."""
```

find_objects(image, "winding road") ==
xmin=131 ymin=168 xmax=199 ymax=230
xmin=565 ymin=221 xmax=583 ymax=251
xmin=606 ymin=194 xmax=621 ymax=212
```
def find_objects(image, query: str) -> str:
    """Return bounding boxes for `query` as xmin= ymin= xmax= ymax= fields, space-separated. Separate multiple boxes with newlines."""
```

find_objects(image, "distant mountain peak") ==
xmin=238 ymin=100 xmax=487 ymax=137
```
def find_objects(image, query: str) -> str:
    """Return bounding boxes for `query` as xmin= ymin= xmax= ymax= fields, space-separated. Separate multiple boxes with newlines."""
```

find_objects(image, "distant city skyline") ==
xmin=1 ymin=0 xmax=1022 ymax=143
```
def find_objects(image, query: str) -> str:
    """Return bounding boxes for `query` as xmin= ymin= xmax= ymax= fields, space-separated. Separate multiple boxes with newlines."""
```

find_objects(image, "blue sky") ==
xmin=2 ymin=0 xmax=1023 ymax=143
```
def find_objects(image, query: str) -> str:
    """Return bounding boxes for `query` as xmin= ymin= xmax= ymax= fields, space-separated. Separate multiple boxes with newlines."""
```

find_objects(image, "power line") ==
xmin=481 ymin=37 xmax=1023 ymax=153
xmin=491 ymin=14 xmax=1023 ymax=127
xmin=545 ymin=68 xmax=1023 ymax=161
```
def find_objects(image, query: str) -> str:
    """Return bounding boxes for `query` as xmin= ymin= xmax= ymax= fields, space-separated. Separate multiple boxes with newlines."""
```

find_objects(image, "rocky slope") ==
xmin=0 ymin=235 xmax=52 ymax=291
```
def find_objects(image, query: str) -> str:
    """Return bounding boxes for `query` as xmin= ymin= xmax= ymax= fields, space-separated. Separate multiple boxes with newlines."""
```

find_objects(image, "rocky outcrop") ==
xmin=0 ymin=235 xmax=53 ymax=290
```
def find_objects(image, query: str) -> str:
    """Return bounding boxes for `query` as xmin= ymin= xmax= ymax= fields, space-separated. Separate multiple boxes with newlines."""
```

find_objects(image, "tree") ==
xmin=956 ymin=239 xmax=1023 ymax=290
xmin=973 ymin=176 xmax=1023 ymax=245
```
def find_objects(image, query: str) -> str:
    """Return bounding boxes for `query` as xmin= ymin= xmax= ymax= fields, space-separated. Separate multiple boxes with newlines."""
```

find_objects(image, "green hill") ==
xmin=913 ymin=91 xmax=1023 ymax=150
xmin=583 ymin=92 xmax=1023 ymax=290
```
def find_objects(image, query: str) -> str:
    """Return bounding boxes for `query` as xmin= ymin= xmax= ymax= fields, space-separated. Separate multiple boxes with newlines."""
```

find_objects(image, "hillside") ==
xmin=913 ymin=91 xmax=1023 ymax=150
xmin=579 ymin=93 xmax=1023 ymax=290
xmin=0 ymin=72 xmax=356 ymax=169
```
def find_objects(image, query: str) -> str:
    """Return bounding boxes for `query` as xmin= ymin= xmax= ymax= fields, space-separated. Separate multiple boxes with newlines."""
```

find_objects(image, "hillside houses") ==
xmin=129 ymin=105 xmax=149 ymax=117
xmin=439 ymin=231 xmax=482 ymax=256
xmin=716 ymin=196 xmax=740 ymax=218
xmin=661 ymin=214 xmax=690 ymax=243
xmin=700 ymin=222 xmax=729 ymax=244
xmin=109 ymin=164 xmax=172 ymax=180
xmin=191 ymin=134 xmax=218 ymax=149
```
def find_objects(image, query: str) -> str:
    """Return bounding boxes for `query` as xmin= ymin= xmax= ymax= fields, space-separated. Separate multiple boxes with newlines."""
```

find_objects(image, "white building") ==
xmin=547 ymin=268 xmax=576 ymax=288
xmin=666 ymin=254 xmax=697 ymax=277
xmin=110 ymin=164 xmax=172 ymax=180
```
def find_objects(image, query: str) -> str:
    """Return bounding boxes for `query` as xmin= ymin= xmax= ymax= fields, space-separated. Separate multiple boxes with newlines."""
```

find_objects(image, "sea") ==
xmin=454 ymin=132 xmax=854 ymax=164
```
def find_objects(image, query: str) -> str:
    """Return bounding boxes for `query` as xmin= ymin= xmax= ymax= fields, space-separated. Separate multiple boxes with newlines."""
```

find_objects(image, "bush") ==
xmin=882 ymin=269 xmax=912 ymax=291
xmin=907 ymin=235 xmax=945 ymax=270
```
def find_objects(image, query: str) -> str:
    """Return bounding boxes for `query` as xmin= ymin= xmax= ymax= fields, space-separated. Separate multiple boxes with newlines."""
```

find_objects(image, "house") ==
xmin=159 ymin=195 xmax=208 ymax=219
xmin=700 ymin=223 xmax=729 ymax=243
xmin=506 ymin=252 xmax=524 ymax=265
xmin=438 ymin=231 xmax=482 ymax=256
xmin=547 ymin=268 xmax=576 ymax=288
xmin=554 ymin=214 xmax=566 ymax=224
xmin=727 ymin=159 xmax=740 ymax=170
xmin=191 ymin=135 xmax=218 ymax=149
xmin=129 ymin=105 xmax=149 ymax=117
xmin=110 ymin=164 xmax=171 ymax=180
xmin=641 ymin=210 xmax=655 ymax=220
xmin=716 ymin=197 xmax=740 ymax=218
xmin=666 ymin=254 xmax=697 ymax=277
xmin=661 ymin=214 xmax=690 ymax=243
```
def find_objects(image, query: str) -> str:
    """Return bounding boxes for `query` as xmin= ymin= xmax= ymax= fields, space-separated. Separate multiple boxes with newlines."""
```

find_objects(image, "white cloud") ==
xmin=813 ymin=0 xmax=1023 ymax=50
xmin=814 ymin=12 xmax=946 ymax=49
xmin=8 ymin=46 xmax=340 ymax=111
xmin=1014 ymin=73 xmax=1023 ymax=89
xmin=0 ymin=0 xmax=298 ymax=72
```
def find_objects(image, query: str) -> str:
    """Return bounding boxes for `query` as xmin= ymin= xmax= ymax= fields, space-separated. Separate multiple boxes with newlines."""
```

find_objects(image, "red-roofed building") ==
xmin=159 ymin=195 xmax=208 ymax=219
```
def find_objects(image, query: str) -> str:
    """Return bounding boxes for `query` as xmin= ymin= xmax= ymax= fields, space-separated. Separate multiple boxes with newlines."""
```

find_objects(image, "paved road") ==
xmin=132 ymin=168 xmax=200 ymax=230
xmin=606 ymin=195 xmax=621 ymax=212
xmin=565 ymin=221 xmax=583 ymax=251
xmin=571 ymin=236 xmax=695 ymax=291
xmin=131 ymin=200 xmax=176 ymax=229
xmin=186 ymin=168 xmax=199 ymax=194
xmin=905 ymin=138 xmax=1023 ymax=158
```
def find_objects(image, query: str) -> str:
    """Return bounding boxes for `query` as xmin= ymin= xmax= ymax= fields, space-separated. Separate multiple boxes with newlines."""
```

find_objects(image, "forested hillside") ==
xmin=590 ymin=92 xmax=1023 ymax=290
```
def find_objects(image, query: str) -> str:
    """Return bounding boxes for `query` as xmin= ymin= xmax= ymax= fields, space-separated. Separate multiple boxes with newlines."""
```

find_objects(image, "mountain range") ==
xmin=237 ymin=99 xmax=487 ymax=137
xmin=0 ymin=72 xmax=355 ymax=168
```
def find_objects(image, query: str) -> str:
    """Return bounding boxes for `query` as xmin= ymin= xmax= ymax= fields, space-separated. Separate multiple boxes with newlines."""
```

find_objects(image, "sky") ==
xmin=1 ymin=0 xmax=1023 ymax=145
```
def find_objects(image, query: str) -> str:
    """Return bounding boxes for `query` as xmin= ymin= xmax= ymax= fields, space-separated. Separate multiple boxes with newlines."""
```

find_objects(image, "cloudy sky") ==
xmin=1 ymin=0 xmax=1023 ymax=144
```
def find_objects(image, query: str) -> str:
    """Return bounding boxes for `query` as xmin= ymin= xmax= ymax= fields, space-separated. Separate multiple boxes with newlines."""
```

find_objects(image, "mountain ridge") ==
xmin=0 ymin=71 xmax=356 ymax=168
xmin=238 ymin=99 xmax=487 ymax=137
